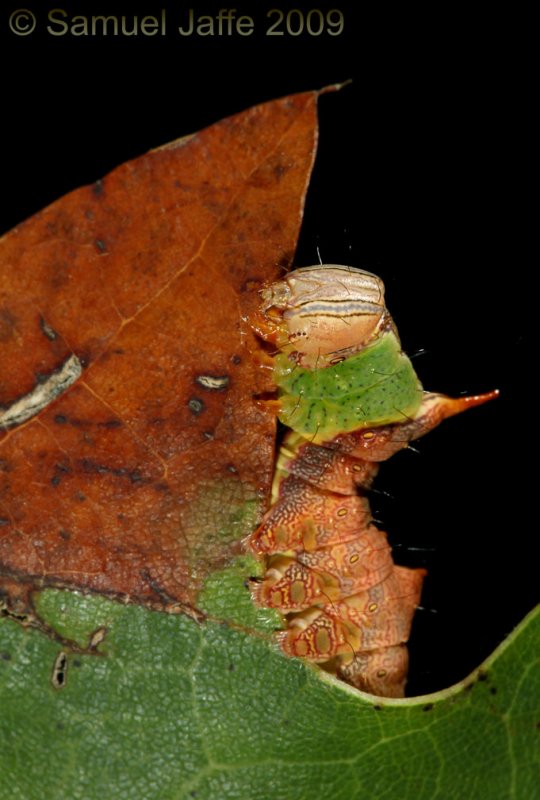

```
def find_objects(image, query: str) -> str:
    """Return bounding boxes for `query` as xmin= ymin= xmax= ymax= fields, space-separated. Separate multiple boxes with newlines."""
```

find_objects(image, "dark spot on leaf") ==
xmin=195 ymin=374 xmax=229 ymax=391
xmin=51 ymin=462 xmax=71 ymax=487
xmin=74 ymin=491 xmax=86 ymax=502
xmin=372 ymin=704 xmax=383 ymax=711
xmin=188 ymin=397 xmax=205 ymax=415
xmin=0 ymin=308 xmax=17 ymax=343
xmin=52 ymin=652 xmax=68 ymax=688
xmin=98 ymin=419 xmax=122 ymax=429
xmin=73 ymin=659 xmax=82 ymax=668
xmin=154 ymin=482 xmax=170 ymax=492
xmin=54 ymin=414 xmax=68 ymax=424
xmin=490 ymin=687 xmax=497 ymax=695
xmin=231 ymin=354 xmax=242 ymax=365
xmin=59 ymin=530 xmax=71 ymax=541
xmin=39 ymin=316 xmax=58 ymax=341
xmin=478 ymin=671 xmax=488 ymax=682
xmin=0 ymin=651 xmax=12 ymax=661
xmin=0 ymin=518 xmax=9 ymax=526
xmin=228 ymin=663 xmax=235 ymax=671
xmin=95 ymin=239 xmax=107 ymax=254
xmin=56 ymin=722 xmax=65 ymax=730
xmin=79 ymin=459 xmax=147 ymax=485
xmin=423 ymin=703 xmax=434 ymax=712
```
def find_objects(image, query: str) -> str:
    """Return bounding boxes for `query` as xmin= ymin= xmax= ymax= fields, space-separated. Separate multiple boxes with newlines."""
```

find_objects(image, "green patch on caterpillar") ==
xmin=275 ymin=328 xmax=423 ymax=441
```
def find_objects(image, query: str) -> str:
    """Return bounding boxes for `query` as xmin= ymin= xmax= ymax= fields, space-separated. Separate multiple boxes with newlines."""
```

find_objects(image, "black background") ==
xmin=2 ymin=2 xmax=534 ymax=695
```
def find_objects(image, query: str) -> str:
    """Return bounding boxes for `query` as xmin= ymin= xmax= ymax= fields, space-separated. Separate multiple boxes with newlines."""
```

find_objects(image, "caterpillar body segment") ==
xmin=278 ymin=565 xmax=426 ymax=661
xmin=253 ymin=525 xmax=394 ymax=612
xmin=247 ymin=265 xmax=497 ymax=697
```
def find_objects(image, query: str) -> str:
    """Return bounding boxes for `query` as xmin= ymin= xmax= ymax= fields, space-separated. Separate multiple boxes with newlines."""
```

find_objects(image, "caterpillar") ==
xmin=246 ymin=265 xmax=497 ymax=697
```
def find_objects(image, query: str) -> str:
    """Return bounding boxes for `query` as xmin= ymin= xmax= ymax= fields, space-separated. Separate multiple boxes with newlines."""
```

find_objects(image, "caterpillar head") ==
xmin=259 ymin=265 xmax=392 ymax=368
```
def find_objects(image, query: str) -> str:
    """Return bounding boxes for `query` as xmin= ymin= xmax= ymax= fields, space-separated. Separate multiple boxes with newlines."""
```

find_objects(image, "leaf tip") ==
xmin=318 ymin=79 xmax=353 ymax=98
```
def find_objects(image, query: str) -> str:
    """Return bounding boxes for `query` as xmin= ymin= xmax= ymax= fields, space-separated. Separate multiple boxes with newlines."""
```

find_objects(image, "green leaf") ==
xmin=1 ymin=582 xmax=538 ymax=800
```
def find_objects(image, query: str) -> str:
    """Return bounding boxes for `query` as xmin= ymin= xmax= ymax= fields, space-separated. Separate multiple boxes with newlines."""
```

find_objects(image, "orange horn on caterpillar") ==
xmin=329 ymin=389 xmax=500 ymax=462
xmin=405 ymin=389 xmax=499 ymax=439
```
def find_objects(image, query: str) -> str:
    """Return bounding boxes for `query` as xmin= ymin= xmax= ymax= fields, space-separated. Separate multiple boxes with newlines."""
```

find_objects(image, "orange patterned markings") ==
xmin=254 ymin=529 xmax=394 ymax=612
xmin=337 ymin=645 xmax=410 ymax=698
xmin=249 ymin=476 xmax=373 ymax=555
xmin=298 ymin=529 xmax=394 ymax=596
xmin=246 ymin=417 xmax=427 ymax=695
xmin=277 ymin=566 xmax=424 ymax=661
